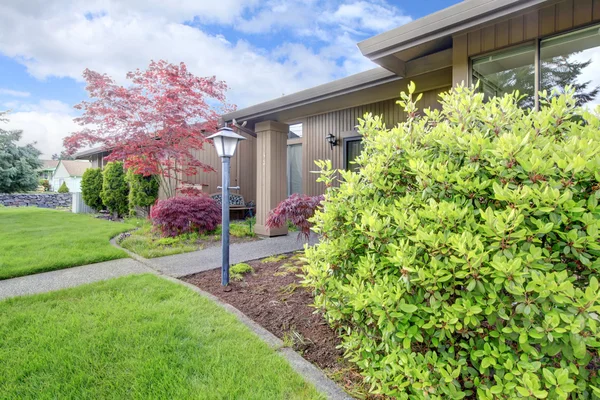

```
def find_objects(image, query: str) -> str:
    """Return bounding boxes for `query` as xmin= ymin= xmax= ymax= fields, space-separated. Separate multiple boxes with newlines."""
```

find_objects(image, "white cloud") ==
xmin=0 ymin=88 xmax=30 ymax=97
xmin=0 ymin=0 xmax=412 ymax=154
xmin=2 ymin=101 xmax=78 ymax=159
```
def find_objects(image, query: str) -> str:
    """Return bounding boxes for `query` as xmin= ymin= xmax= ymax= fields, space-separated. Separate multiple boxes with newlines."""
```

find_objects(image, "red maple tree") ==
xmin=64 ymin=60 xmax=234 ymax=197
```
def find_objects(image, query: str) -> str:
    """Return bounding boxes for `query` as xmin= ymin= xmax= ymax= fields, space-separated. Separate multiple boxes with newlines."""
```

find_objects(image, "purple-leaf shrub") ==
xmin=150 ymin=195 xmax=221 ymax=237
xmin=266 ymin=194 xmax=324 ymax=240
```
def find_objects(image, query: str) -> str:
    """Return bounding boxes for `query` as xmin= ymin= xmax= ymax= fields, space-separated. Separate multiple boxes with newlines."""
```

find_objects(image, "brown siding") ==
xmin=302 ymin=86 xmax=449 ymax=196
xmin=453 ymin=0 xmax=600 ymax=85
xmin=181 ymin=133 xmax=257 ymax=203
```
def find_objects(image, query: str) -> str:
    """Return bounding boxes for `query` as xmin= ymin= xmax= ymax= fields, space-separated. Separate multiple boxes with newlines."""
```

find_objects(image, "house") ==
xmin=74 ymin=130 xmax=257 ymax=202
xmin=37 ymin=160 xmax=59 ymax=182
xmin=222 ymin=0 xmax=600 ymax=236
xmin=51 ymin=160 xmax=92 ymax=193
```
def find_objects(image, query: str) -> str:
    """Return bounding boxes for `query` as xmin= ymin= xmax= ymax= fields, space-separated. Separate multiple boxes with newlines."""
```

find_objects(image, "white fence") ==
xmin=72 ymin=192 xmax=95 ymax=214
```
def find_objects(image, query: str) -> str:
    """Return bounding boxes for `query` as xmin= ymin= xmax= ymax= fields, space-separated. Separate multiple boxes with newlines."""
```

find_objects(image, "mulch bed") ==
xmin=183 ymin=252 xmax=385 ymax=399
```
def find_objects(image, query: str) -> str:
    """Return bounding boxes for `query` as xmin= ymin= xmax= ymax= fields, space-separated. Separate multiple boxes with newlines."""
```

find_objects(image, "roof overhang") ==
xmin=74 ymin=147 xmax=111 ymax=159
xmin=222 ymin=68 xmax=399 ymax=123
xmin=358 ymin=0 xmax=557 ymax=71
xmin=223 ymin=48 xmax=453 ymax=124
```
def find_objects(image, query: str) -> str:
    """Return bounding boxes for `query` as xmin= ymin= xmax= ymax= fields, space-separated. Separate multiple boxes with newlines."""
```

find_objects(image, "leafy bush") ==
xmin=231 ymin=262 xmax=253 ymax=281
xmin=266 ymin=193 xmax=324 ymax=240
xmin=304 ymin=85 xmax=600 ymax=399
xmin=81 ymin=168 xmax=104 ymax=210
xmin=150 ymin=195 xmax=221 ymax=237
xmin=101 ymin=161 xmax=129 ymax=217
xmin=57 ymin=181 xmax=69 ymax=193
xmin=126 ymin=170 xmax=159 ymax=216
xmin=39 ymin=179 xmax=51 ymax=192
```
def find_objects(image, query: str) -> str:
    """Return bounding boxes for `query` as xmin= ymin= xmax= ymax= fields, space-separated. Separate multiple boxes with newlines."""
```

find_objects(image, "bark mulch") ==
xmin=183 ymin=251 xmax=386 ymax=399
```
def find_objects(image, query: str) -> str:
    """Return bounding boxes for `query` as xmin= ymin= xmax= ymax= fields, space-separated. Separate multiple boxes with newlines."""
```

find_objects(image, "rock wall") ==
xmin=0 ymin=193 xmax=72 ymax=209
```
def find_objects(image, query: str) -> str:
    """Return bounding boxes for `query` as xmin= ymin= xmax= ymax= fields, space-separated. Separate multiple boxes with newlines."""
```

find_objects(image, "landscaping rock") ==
xmin=0 ymin=193 xmax=72 ymax=209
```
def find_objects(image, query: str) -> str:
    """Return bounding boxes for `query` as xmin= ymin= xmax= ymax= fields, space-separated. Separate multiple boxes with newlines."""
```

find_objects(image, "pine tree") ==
xmin=0 ymin=111 xmax=41 ymax=193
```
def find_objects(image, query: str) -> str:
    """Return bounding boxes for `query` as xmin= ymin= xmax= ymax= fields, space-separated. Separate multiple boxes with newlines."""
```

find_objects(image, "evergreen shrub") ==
xmin=81 ymin=168 xmax=104 ymax=210
xmin=304 ymin=84 xmax=600 ymax=399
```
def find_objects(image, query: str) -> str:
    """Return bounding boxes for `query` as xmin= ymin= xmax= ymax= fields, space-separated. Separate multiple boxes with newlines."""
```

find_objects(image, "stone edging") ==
xmin=110 ymin=235 xmax=352 ymax=400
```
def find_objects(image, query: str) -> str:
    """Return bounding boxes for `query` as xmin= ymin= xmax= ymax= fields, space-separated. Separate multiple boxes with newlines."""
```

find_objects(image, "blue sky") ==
xmin=0 ymin=0 xmax=460 ymax=157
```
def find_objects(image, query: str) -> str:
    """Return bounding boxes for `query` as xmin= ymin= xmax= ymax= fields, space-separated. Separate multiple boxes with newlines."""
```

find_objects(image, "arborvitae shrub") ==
xmin=305 ymin=84 xmax=600 ymax=399
xmin=100 ymin=161 xmax=129 ymax=217
xmin=126 ymin=170 xmax=159 ymax=216
xmin=81 ymin=168 xmax=104 ymax=210
xmin=150 ymin=195 xmax=221 ymax=237
xmin=57 ymin=181 xmax=69 ymax=193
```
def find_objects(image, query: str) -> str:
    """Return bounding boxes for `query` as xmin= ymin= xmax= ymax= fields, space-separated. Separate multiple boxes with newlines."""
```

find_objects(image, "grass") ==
xmin=0 ymin=207 xmax=135 ymax=280
xmin=0 ymin=274 xmax=322 ymax=399
xmin=120 ymin=218 xmax=256 ymax=259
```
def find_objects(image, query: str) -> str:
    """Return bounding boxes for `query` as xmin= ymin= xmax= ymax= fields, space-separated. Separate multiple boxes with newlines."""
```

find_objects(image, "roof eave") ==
xmin=222 ymin=68 xmax=400 ymax=122
xmin=359 ymin=0 xmax=553 ymax=62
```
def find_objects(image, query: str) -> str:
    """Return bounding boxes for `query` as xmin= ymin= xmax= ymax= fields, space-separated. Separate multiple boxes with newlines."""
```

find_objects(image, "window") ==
xmin=287 ymin=143 xmax=302 ymax=195
xmin=472 ymin=44 xmax=536 ymax=108
xmin=471 ymin=23 xmax=600 ymax=110
xmin=344 ymin=137 xmax=363 ymax=172
xmin=541 ymin=25 xmax=600 ymax=109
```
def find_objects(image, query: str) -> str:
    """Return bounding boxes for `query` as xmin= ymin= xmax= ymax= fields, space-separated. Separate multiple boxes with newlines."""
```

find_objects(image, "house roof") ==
xmin=59 ymin=160 xmax=92 ymax=176
xmin=38 ymin=160 xmax=59 ymax=171
xmin=222 ymin=68 xmax=400 ymax=123
xmin=358 ymin=0 xmax=552 ymax=69
xmin=74 ymin=147 xmax=111 ymax=159
xmin=223 ymin=0 xmax=551 ymax=124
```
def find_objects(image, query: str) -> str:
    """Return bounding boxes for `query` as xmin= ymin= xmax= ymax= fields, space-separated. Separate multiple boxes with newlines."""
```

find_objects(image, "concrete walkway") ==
xmin=0 ymin=233 xmax=317 ymax=301
xmin=0 ymin=259 xmax=154 ymax=300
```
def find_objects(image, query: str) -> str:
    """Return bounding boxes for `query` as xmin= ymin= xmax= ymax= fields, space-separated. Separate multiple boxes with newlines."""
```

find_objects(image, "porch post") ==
xmin=254 ymin=120 xmax=289 ymax=237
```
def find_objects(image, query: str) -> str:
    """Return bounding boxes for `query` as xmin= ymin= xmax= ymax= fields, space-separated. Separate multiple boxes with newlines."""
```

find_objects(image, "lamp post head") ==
xmin=207 ymin=127 xmax=247 ymax=158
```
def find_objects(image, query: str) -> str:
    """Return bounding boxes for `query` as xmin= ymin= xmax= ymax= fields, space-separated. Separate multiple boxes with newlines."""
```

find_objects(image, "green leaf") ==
xmin=399 ymin=304 xmax=418 ymax=313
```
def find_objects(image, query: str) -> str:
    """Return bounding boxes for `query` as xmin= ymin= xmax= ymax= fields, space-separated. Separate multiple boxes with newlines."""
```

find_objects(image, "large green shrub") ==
xmin=305 ymin=84 xmax=600 ymax=399
xmin=126 ymin=170 xmax=159 ymax=216
xmin=57 ymin=181 xmax=69 ymax=193
xmin=81 ymin=168 xmax=104 ymax=210
xmin=101 ymin=161 xmax=129 ymax=217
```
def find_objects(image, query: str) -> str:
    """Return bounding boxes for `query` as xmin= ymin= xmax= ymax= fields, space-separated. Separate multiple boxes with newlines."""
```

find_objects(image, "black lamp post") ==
xmin=207 ymin=127 xmax=246 ymax=286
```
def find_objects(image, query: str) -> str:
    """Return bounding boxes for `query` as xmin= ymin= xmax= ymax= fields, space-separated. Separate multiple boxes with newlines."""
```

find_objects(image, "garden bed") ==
xmin=119 ymin=218 xmax=258 ymax=258
xmin=183 ymin=252 xmax=384 ymax=399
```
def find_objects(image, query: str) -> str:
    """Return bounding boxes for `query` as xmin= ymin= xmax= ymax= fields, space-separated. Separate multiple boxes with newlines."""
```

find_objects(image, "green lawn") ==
xmin=0 ymin=274 xmax=321 ymax=400
xmin=0 ymin=207 xmax=135 ymax=280
xmin=120 ymin=218 xmax=256 ymax=258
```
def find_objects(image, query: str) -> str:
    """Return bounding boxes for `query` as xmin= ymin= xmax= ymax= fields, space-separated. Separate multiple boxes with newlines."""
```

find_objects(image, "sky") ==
xmin=0 ymin=0 xmax=461 ymax=158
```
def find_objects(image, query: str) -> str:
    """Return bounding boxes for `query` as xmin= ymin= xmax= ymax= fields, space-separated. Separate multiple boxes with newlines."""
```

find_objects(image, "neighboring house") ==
xmin=37 ymin=160 xmax=59 ymax=182
xmin=222 ymin=0 xmax=600 ymax=236
xmin=51 ymin=160 xmax=92 ymax=193
xmin=74 ymin=131 xmax=257 ymax=202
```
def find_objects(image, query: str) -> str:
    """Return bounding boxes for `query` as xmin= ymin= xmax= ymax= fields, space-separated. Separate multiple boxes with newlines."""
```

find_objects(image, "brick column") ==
xmin=254 ymin=121 xmax=289 ymax=237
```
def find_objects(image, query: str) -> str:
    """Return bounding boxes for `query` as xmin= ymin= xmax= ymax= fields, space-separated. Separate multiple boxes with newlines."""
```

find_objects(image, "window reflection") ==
xmin=472 ymin=44 xmax=536 ymax=108
xmin=541 ymin=25 xmax=600 ymax=109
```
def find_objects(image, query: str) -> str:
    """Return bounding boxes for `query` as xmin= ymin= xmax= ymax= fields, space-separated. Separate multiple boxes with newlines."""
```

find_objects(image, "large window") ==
xmin=344 ymin=137 xmax=363 ymax=172
xmin=471 ymin=23 xmax=600 ymax=109
xmin=472 ymin=44 xmax=536 ymax=107
xmin=541 ymin=25 xmax=600 ymax=109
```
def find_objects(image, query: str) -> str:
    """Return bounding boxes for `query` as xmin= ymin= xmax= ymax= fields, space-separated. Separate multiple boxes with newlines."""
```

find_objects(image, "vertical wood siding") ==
xmin=181 ymin=133 xmax=257 ymax=203
xmin=454 ymin=0 xmax=600 ymax=87
xmin=302 ymin=86 xmax=449 ymax=196
xmin=465 ymin=0 xmax=600 ymax=58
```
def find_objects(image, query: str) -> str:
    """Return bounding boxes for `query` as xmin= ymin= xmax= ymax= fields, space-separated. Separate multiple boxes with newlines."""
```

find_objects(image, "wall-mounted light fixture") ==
xmin=326 ymin=133 xmax=338 ymax=150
